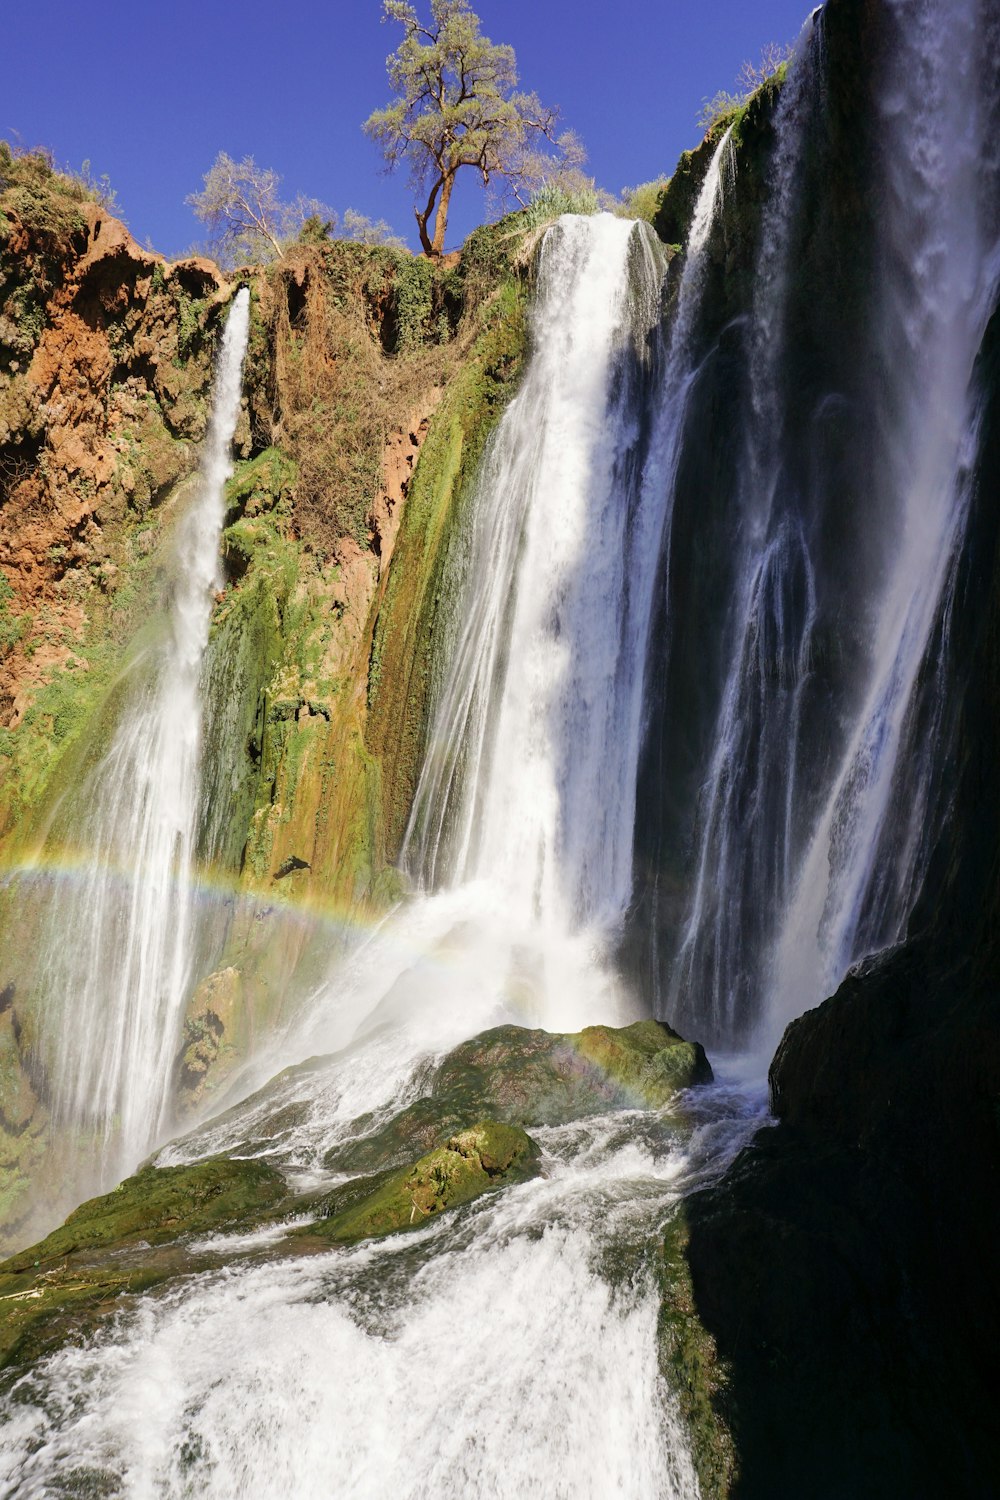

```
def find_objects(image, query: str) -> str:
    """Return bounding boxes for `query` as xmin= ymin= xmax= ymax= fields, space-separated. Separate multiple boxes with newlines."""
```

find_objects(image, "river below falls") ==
xmin=0 ymin=998 xmax=768 ymax=1500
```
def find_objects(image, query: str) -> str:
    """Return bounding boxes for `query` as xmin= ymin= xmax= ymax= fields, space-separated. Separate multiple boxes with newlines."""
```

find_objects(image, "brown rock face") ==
xmin=0 ymin=183 xmax=229 ymax=735
xmin=369 ymin=395 xmax=441 ymax=578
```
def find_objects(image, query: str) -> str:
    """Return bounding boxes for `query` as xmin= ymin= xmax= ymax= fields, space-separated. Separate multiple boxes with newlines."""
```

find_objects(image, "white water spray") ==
xmin=42 ymin=288 xmax=250 ymax=1175
xmin=392 ymin=215 xmax=673 ymax=1029
xmin=407 ymin=217 xmax=665 ymax=922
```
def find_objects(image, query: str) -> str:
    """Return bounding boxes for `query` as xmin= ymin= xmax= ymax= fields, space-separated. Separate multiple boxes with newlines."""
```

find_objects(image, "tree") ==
xmin=188 ymin=153 xmax=407 ymax=266
xmin=364 ymin=0 xmax=581 ymax=257
xmin=187 ymin=153 xmax=332 ymax=267
xmin=697 ymin=42 xmax=793 ymax=134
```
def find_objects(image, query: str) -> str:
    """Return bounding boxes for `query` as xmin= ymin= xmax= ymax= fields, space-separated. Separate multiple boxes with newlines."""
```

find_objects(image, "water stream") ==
xmin=38 ymin=288 xmax=250 ymax=1182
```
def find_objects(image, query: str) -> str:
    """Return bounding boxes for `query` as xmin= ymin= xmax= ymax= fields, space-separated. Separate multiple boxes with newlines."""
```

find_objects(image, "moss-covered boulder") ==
xmin=327 ymin=1018 xmax=712 ymax=1175
xmin=0 ymin=1155 xmax=287 ymax=1371
xmin=2 ymin=1155 xmax=287 ymax=1275
xmin=305 ymin=1119 xmax=539 ymax=1247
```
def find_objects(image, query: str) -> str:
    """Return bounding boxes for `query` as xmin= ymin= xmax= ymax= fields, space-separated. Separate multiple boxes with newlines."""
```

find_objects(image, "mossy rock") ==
xmin=658 ymin=1212 xmax=736 ymax=1499
xmin=327 ymin=1018 xmax=712 ymax=1175
xmin=2 ymin=1155 xmax=287 ymax=1275
xmin=303 ymin=1120 xmax=539 ymax=1247
xmin=0 ymin=1156 xmax=287 ymax=1372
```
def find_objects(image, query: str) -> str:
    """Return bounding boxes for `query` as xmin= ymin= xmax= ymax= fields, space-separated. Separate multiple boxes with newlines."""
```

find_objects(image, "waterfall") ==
xmin=660 ymin=24 xmax=824 ymax=1047
xmin=405 ymin=215 xmax=667 ymax=931
xmin=8 ymin=1 xmax=1000 ymax=1484
xmin=406 ymin=143 xmax=735 ymax=960
xmin=762 ymin=0 xmax=1000 ymax=1043
xmin=635 ymin=0 xmax=1000 ymax=1054
xmin=41 ymin=288 xmax=250 ymax=1176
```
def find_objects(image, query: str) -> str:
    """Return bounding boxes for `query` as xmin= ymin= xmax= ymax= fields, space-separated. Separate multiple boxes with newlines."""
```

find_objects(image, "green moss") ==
xmin=2 ymin=1156 xmax=287 ymax=1274
xmin=224 ymin=445 xmax=296 ymax=519
xmin=0 ymin=572 xmax=23 ymax=656
xmin=326 ymin=1019 xmax=712 ymax=1177
xmin=391 ymin=254 xmax=436 ymax=349
xmin=366 ymin=273 xmax=529 ymax=858
xmin=0 ymin=1155 xmax=288 ymax=1372
xmin=305 ymin=1120 xmax=540 ymax=1246
xmin=0 ymin=505 xmax=173 ymax=842
xmin=658 ymin=1213 xmax=737 ymax=1498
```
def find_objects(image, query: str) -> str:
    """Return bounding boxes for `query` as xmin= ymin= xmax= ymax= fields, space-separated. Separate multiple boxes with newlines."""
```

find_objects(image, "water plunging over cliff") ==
xmin=632 ymin=2 xmax=1000 ymax=1053
xmin=406 ymin=215 xmax=666 ymax=923
xmin=764 ymin=0 xmax=1000 ymax=1045
xmin=40 ymin=288 xmax=250 ymax=1177
xmin=0 ymin=220 xmax=752 ymax=1499
xmin=7 ymin=1 xmax=1000 ymax=1485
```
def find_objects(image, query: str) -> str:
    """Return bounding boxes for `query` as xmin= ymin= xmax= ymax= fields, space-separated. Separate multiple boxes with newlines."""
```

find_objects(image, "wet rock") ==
xmin=0 ymin=1155 xmax=287 ymax=1372
xmin=326 ymin=1018 xmax=711 ymax=1176
xmin=306 ymin=1119 xmax=540 ymax=1246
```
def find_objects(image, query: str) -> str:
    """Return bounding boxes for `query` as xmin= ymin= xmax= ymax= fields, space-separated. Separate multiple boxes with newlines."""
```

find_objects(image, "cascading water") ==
xmin=406 ymin=215 xmax=666 ymax=925
xmin=634 ymin=0 xmax=1000 ymax=1053
xmin=6 ymin=0 xmax=1000 ymax=1486
xmin=393 ymin=213 xmax=674 ymax=1032
xmin=0 ymin=222 xmax=763 ymax=1498
xmin=649 ymin=18 xmax=827 ymax=1049
xmin=38 ymin=288 xmax=250 ymax=1179
xmin=404 ymin=143 xmax=733 ymax=1005
xmin=765 ymin=0 xmax=1000 ymax=1044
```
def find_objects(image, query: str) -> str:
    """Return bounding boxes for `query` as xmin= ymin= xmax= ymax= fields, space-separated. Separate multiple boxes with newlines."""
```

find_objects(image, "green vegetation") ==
xmin=653 ymin=62 xmax=787 ymax=287
xmin=324 ymin=1018 xmax=712 ymax=1176
xmin=365 ymin=0 xmax=584 ymax=255
xmin=619 ymin=179 xmax=669 ymax=225
xmin=0 ymin=573 xmax=23 ymax=656
xmin=0 ymin=1016 xmax=714 ymax=1378
xmin=658 ymin=1214 xmax=737 ymax=1498
xmin=0 ymin=140 xmax=96 ymax=237
xmin=365 ymin=253 xmax=529 ymax=855
xmin=697 ymin=42 xmax=792 ymax=134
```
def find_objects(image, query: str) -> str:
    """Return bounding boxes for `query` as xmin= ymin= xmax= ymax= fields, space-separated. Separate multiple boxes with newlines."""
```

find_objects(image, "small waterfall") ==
xmin=41 ymin=288 xmax=250 ymax=1175
xmin=662 ymin=26 xmax=823 ymax=1045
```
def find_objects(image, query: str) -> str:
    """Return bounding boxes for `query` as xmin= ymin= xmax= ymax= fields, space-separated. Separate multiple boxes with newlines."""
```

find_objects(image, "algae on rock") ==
xmin=306 ymin=1120 xmax=540 ymax=1245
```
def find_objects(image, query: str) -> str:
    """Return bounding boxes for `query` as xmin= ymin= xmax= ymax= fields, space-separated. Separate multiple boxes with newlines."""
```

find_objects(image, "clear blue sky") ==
xmin=4 ymin=0 xmax=815 ymax=258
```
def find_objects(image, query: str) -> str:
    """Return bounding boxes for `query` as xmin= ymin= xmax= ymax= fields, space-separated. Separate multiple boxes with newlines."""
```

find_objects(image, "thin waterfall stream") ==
xmin=38 ymin=288 xmax=250 ymax=1183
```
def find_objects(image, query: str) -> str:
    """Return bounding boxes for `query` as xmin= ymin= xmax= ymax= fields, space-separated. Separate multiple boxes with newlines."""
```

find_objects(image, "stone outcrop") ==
xmin=306 ymin=1120 xmax=541 ymax=1245
xmin=0 ymin=150 xmax=230 ymax=747
xmin=0 ymin=1012 xmax=711 ymax=1376
xmin=324 ymin=1018 xmax=712 ymax=1177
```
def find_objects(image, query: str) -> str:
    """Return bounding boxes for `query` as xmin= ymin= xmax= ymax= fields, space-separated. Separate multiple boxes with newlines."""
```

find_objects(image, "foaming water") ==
xmin=0 ymin=1065 xmax=766 ymax=1500
xmin=0 ymin=216 xmax=760 ymax=1491
xmin=34 ymin=290 xmax=250 ymax=1179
